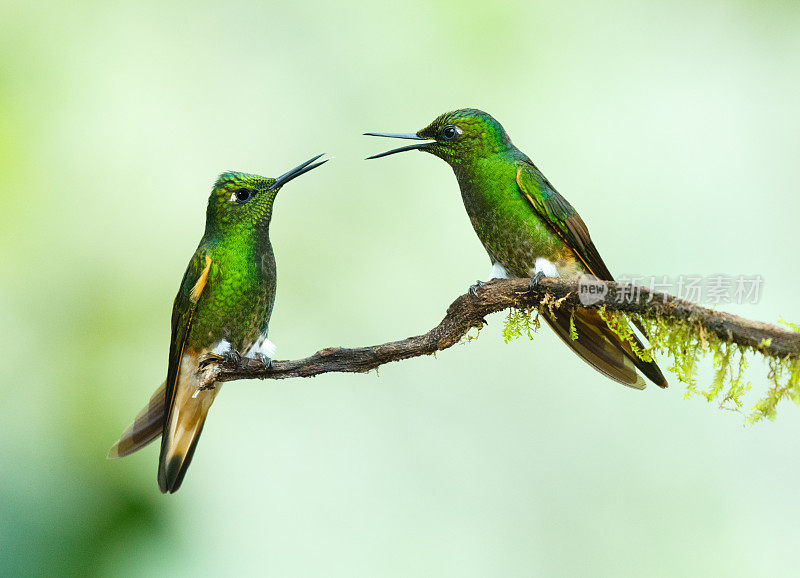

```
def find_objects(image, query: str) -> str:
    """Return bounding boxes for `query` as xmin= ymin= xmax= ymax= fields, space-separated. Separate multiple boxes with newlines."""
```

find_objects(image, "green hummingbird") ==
xmin=366 ymin=109 xmax=666 ymax=389
xmin=108 ymin=154 xmax=329 ymax=493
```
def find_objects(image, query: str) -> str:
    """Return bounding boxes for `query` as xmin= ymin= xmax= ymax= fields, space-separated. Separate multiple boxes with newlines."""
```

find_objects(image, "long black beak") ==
xmin=269 ymin=154 xmax=329 ymax=190
xmin=363 ymin=132 xmax=434 ymax=159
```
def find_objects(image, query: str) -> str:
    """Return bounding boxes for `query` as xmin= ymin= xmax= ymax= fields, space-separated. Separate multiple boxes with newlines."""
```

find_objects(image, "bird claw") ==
xmin=196 ymin=349 xmax=244 ymax=395
xmin=198 ymin=353 xmax=222 ymax=370
xmin=468 ymin=279 xmax=487 ymax=296
xmin=198 ymin=349 xmax=242 ymax=369
xmin=528 ymin=271 xmax=546 ymax=291
xmin=255 ymin=353 xmax=272 ymax=370
xmin=223 ymin=349 xmax=242 ymax=365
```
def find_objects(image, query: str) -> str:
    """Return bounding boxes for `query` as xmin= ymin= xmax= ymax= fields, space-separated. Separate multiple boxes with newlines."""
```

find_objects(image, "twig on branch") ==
xmin=198 ymin=278 xmax=800 ymax=389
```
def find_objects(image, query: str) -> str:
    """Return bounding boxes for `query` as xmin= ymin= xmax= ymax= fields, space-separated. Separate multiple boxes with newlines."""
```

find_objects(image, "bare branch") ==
xmin=197 ymin=278 xmax=800 ymax=389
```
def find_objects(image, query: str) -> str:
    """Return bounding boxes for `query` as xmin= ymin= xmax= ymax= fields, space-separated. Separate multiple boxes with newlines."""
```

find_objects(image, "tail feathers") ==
xmin=157 ymin=377 xmax=218 ymax=494
xmin=624 ymin=325 xmax=668 ymax=388
xmin=108 ymin=381 xmax=166 ymax=459
xmin=545 ymin=307 xmax=667 ymax=389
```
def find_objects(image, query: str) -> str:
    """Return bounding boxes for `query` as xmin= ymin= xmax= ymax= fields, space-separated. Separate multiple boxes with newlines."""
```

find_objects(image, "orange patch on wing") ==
xmin=189 ymin=255 xmax=212 ymax=303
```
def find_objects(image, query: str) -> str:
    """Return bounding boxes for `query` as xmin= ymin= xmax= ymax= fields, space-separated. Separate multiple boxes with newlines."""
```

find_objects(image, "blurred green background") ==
xmin=3 ymin=0 xmax=800 ymax=576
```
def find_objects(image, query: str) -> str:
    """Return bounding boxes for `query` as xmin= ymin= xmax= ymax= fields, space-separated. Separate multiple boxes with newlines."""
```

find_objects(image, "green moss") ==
xmin=569 ymin=313 xmax=578 ymax=341
xmin=746 ymin=356 xmax=800 ymax=423
xmin=502 ymin=303 xmax=800 ymax=423
xmin=502 ymin=307 xmax=541 ymax=343
xmin=596 ymin=307 xmax=653 ymax=363
xmin=779 ymin=318 xmax=800 ymax=332
xmin=637 ymin=313 xmax=798 ymax=423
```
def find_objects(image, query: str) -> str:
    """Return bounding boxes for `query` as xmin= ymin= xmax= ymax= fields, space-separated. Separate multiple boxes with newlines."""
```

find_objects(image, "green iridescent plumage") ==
xmin=110 ymin=155 xmax=327 ymax=494
xmin=181 ymin=171 xmax=280 ymax=354
xmin=367 ymin=109 xmax=666 ymax=389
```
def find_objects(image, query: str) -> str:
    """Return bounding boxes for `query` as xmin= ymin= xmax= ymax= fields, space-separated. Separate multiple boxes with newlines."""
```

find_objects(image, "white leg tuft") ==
xmin=211 ymin=339 xmax=233 ymax=355
xmin=533 ymin=257 xmax=560 ymax=278
xmin=246 ymin=335 xmax=277 ymax=358
xmin=488 ymin=262 xmax=509 ymax=280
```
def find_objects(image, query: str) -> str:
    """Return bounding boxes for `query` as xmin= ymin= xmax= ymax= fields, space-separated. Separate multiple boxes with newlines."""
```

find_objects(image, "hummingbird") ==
xmin=366 ymin=109 xmax=666 ymax=389
xmin=108 ymin=154 xmax=329 ymax=493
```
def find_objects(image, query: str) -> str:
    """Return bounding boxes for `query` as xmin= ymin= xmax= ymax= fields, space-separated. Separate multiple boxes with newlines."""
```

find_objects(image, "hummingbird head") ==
xmin=365 ymin=109 xmax=512 ymax=166
xmin=205 ymin=154 xmax=327 ymax=236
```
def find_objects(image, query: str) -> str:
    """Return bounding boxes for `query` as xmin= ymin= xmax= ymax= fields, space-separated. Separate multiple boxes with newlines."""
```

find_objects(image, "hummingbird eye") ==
xmin=439 ymin=125 xmax=461 ymax=141
xmin=231 ymin=188 xmax=253 ymax=203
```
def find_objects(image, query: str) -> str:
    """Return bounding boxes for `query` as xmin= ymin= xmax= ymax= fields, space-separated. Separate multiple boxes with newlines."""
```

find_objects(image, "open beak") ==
xmin=269 ymin=154 xmax=329 ymax=190
xmin=363 ymin=132 xmax=434 ymax=159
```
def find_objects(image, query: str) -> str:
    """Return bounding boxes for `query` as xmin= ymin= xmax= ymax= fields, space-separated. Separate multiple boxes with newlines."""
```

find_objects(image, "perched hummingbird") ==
xmin=366 ymin=109 xmax=666 ymax=389
xmin=108 ymin=154 xmax=328 ymax=493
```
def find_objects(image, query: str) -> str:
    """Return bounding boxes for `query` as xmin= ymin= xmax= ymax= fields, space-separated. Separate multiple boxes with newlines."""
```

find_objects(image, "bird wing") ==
xmin=157 ymin=249 xmax=217 ymax=493
xmin=164 ymin=249 xmax=212 ymax=417
xmin=515 ymin=159 xmax=613 ymax=281
xmin=515 ymin=159 xmax=667 ymax=388
xmin=515 ymin=157 xmax=646 ymax=339
xmin=108 ymin=249 xmax=214 ymax=464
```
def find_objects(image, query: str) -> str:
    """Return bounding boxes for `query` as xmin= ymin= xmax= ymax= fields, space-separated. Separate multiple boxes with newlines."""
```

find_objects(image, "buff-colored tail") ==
xmin=157 ymin=373 xmax=219 ymax=494
xmin=107 ymin=382 xmax=166 ymax=459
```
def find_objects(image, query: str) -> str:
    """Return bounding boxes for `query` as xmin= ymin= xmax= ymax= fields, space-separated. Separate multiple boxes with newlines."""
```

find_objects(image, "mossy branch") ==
xmin=199 ymin=278 xmax=800 ymax=420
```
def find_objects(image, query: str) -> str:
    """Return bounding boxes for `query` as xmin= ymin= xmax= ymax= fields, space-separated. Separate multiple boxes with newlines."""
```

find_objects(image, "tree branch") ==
xmin=198 ymin=278 xmax=800 ymax=389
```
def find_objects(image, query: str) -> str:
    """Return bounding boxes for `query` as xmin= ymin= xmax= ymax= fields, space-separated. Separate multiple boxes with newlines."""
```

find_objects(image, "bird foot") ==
xmin=528 ymin=271 xmax=546 ymax=291
xmin=255 ymin=353 xmax=272 ymax=370
xmin=468 ymin=279 xmax=487 ymax=297
xmin=198 ymin=349 xmax=242 ymax=370
xmin=198 ymin=353 xmax=221 ymax=370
